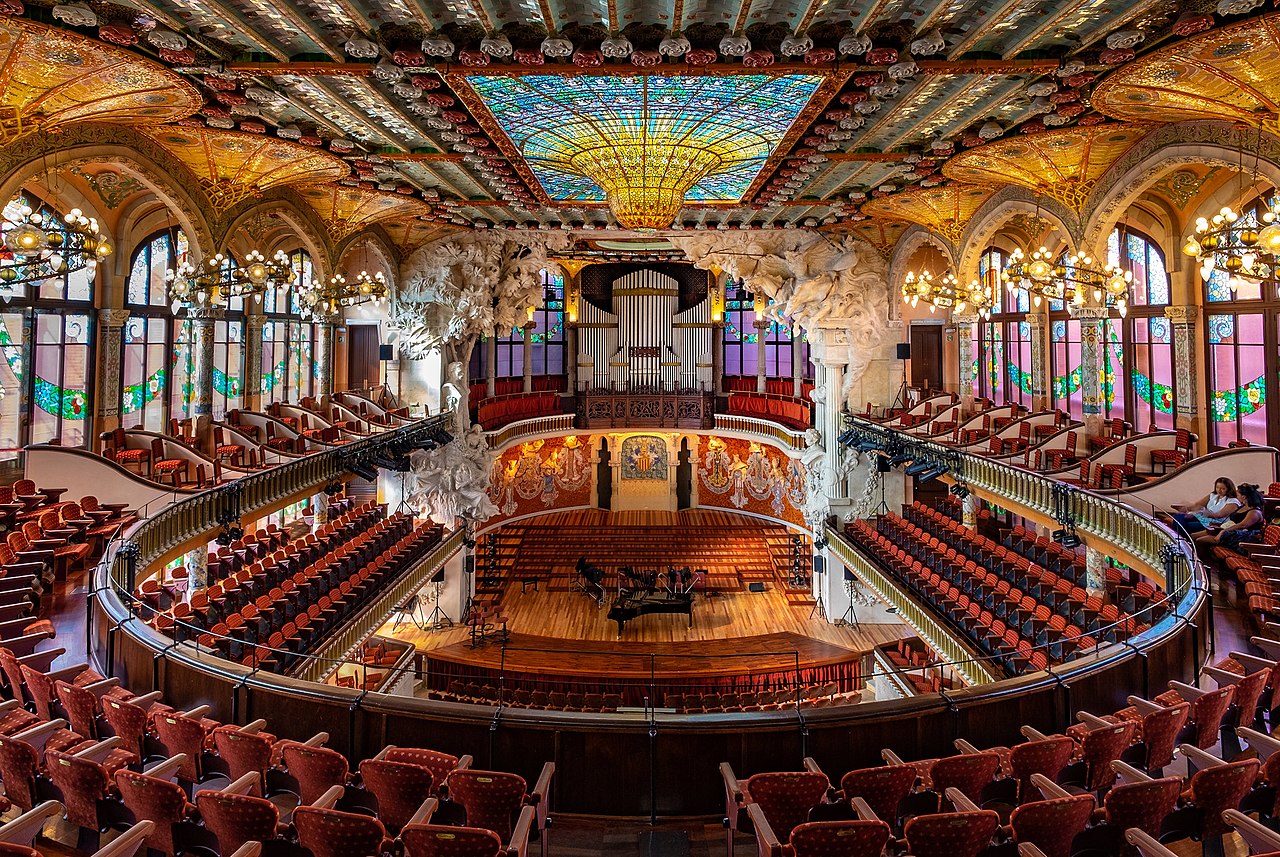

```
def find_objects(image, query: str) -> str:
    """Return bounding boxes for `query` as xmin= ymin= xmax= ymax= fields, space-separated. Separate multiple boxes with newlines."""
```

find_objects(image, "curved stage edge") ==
xmin=92 ymin=569 xmax=1207 ymax=817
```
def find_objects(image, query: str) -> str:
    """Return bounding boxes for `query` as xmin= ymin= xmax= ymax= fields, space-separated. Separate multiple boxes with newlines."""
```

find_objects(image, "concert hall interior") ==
xmin=6 ymin=0 xmax=1280 ymax=855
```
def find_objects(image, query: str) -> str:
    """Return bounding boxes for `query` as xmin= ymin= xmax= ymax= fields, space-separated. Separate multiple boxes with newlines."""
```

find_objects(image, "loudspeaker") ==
xmin=379 ymin=344 xmax=394 ymax=361
xmin=895 ymin=342 xmax=912 ymax=360
xmin=748 ymin=582 xmax=766 ymax=593
xmin=844 ymin=568 xmax=856 ymax=582
xmin=429 ymin=568 xmax=445 ymax=584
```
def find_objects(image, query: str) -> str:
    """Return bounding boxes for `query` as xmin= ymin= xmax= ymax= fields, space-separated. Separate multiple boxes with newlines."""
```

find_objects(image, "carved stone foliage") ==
xmin=669 ymin=229 xmax=891 ymax=388
xmin=68 ymin=166 xmax=144 ymax=209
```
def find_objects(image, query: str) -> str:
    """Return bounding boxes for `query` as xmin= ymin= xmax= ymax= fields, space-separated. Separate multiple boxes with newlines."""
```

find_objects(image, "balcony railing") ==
xmin=840 ymin=416 xmax=1197 ymax=592
xmin=108 ymin=414 xmax=455 ymax=595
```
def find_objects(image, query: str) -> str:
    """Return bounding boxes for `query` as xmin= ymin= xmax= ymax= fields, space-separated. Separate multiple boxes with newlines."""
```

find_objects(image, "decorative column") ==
xmin=187 ymin=546 xmax=210 ymax=591
xmin=244 ymin=315 xmax=265 ymax=412
xmin=565 ymin=322 xmax=578 ymax=394
xmin=312 ymin=490 xmax=329 ymax=528
xmin=822 ymin=358 xmax=847 ymax=501
xmin=485 ymin=336 xmax=497 ymax=398
xmin=961 ymin=492 xmax=979 ymax=531
xmin=712 ymin=325 xmax=724 ymax=394
xmin=1024 ymin=311 xmax=1049 ymax=410
xmin=754 ymin=317 xmax=768 ymax=393
xmin=954 ymin=313 xmax=978 ymax=415
xmin=314 ymin=318 xmax=335 ymax=399
xmin=1164 ymin=305 xmax=1199 ymax=430
xmin=1085 ymin=545 xmax=1106 ymax=596
xmin=1070 ymin=306 xmax=1111 ymax=436
xmin=792 ymin=334 xmax=803 ymax=398
xmin=522 ymin=323 xmax=534 ymax=393
xmin=188 ymin=305 xmax=221 ymax=429
xmin=96 ymin=309 xmax=130 ymax=430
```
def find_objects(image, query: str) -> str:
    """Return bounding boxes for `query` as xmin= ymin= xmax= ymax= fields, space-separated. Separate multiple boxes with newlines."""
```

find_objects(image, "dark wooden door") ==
xmin=909 ymin=324 xmax=944 ymax=391
xmin=596 ymin=437 xmax=612 ymax=509
xmin=348 ymin=324 xmax=380 ymax=391
xmin=676 ymin=438 xmax=692 ymax=509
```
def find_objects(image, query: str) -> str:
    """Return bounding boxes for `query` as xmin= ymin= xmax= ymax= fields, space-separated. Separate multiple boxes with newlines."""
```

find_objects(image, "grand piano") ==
xmin=607 ymin=592 xmax=693 ymax=636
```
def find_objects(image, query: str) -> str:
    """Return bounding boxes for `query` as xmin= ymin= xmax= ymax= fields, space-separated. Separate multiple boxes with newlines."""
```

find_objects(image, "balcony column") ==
xmin=522 ymin=322 xmax=534 ymax=393
xmin=822 ymin=358 xmax=847 ymax=502
xmin=485 ymin=336 xmax=497 ymax=398
xmin=314 ymin=318 xmax=335 ymax=399
xmin=1025 ymin=311 xmax=1049 ymax=410
xmin=1164 ymin=305 xmax=1199 ymax=431
xmin=754 ymin=316 xmax=768 ymax=394
xmin=565 ymin=322 xmax=578 ymax=395
xmin=712 ymin=324 xmax=724 ymax=395
xmin=792 ymin=334 xmax=803 ymax=398
xmin=96 ymin=309 xmax=130 ymax=434
xmin=189 ymin=305 xmax=222 ymax=443
xmin=187 ymin=545 xmax=211 ymax=591
xmin=1070 ymin=306 xmax=1111 ymax=437
xmin=961 ymin=492 xmax=979 ymax=531
xmin=1085 ymin=544 xmax=1106 ymax=596
xmin=954 ymin=313 xmax=978 ymax=415
xmin=244 ymin=315 xmax=264 ymax=413
xmin=312 ymin=490 xmax=329 ymax=528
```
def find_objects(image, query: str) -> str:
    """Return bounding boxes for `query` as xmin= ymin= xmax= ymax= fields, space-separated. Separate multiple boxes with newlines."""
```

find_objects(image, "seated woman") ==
xmin=1193 ymin=482 xmax=1265 ymax=555
xmin=1167 ymin=477 xmax=1240 ymax=534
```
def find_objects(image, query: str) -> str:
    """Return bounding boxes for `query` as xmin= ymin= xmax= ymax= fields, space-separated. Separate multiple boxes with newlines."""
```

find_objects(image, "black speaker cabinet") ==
xmin=379 ymin=344 xmax=394 ymax=361
xmin=895 ymin=342 xmax=912 ymax=360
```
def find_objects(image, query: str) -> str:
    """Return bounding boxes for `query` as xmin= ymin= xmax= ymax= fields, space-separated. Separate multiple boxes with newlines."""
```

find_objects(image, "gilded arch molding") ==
xmin=958 ymin=188 xmax=1078 ymax=278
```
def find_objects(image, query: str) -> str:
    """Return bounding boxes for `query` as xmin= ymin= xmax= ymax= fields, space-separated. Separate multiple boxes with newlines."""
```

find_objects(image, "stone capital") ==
xmin=186 ymin=305 xmax=226 ymax=321
xmin=1023 ymin=312 xmax=1045 ymax=327
xmin=98 ymin=308 xmax=131 ymax=327
xmin=952 ymin=313 xmax=980 ymax=325
xmin=1067 ymin=305 xmax=1112 ymax=321
xmin=1163 ymin=305 xmax=1199 ymax=325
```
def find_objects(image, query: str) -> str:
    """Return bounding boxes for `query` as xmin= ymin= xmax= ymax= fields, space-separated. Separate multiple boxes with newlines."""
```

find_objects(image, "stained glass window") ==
xmin=1005 ymin=320 xmax=1033 ymax=407
xmin=1051 ymin=318 xmax=1083 ymax=420
xmin=467 ymin=74 xmax=822 ymax=202
xmin=170 ymin=319 xmax=193 ymax=422
xmin=1208 ymin=312 xmax=1267 ymax=445
xmin=213 ymin=320 xmax=243 ymax=418
xmin=528 ymin=269 xmax=566 ymax=377
xmin=1131 ymin=316 xmax=1175 ymax=430
xmin=31 ymin=312 xmax=91 ymax=446
xmin=127 ymin=230 xmax=188 ymax=308
xmin=122 ymin=229 xmax=190 ymax=427
xmin=975 ymin=248 xmax=1012 ymax=402
xmin=261 ymin=320 xmax=289 ymax=404
xmin=723 ymin=283 xmax=757 ymax=379
xmin=121 ymin=316 xmax=169 ymax=431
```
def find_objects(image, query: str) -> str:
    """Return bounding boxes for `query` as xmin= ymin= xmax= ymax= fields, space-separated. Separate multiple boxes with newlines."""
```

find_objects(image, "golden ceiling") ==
xmin=143 ymin=127 xmax=348 ymax=213
xmin=860 ymin=184 xmax=996 ymax=244
xmin=298 ymin=185 xmax=435 ymax=241
xmin=941 ymin=125 xmax=1156 ymax=213
xmin=1093 ymin=14 xmax=1280 ymax=133
xmin=0 ymin=18 xmax=200 ymax=144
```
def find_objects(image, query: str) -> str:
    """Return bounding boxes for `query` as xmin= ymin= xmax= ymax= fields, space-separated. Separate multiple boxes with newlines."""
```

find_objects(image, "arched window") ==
xmin=122 ymin=230 xmax=186 ymax=431
xmin=528 ymin=269 xmax=565 ymax=376
xmin=0 ymin=191 xmax=96 ymax=454
xmin=722 ymin=277 xmax=811 ymax=390
xmin=1200 ymin=192 xmax=1278 ymax=445
xmin=1108 ymin=225 xmax=1174 ymax=430
xmin=975 ymin=248 xmax=1025 ymax=404
xmin=469 ymin=269 xmax=568 ymax=396
xmin=260 ymin=249 xmax=316 ymax=405
xmin=722 ymin=280 xmax=757 ymax=383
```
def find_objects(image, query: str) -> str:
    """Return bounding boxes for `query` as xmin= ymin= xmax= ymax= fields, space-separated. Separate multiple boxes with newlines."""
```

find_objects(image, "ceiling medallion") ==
xmin=165 ymin=249 xmax=294 ymax=310
xmin=296 ymin=270 xmax=389 ymax=319
xmin=0 ymin=199 xmax=112 ymax=297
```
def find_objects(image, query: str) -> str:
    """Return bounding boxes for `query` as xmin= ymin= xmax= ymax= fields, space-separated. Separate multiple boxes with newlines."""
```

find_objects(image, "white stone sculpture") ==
xmin=408 ymin=424 xmax=498 ymax=526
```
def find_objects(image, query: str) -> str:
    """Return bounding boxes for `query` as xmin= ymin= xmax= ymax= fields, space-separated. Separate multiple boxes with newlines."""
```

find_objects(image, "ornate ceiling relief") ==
xmin=669 ymin=230 xmax=890 ymax=388
xmin=860 ymin=183 xmax=997 ymax=249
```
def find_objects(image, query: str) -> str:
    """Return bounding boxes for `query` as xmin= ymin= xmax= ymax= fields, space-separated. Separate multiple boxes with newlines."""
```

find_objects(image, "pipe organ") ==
xmin=576 ymin=269 xmax=713 ymax=391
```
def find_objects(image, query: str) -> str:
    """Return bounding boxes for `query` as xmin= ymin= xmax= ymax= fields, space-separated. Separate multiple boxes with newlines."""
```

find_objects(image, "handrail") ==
xmin=484 ymin=412 xmax=807 ymax=452
xmin=107 ymin=413 xmax=454 ymax=595
xmin=840 ymin=415 xmax=1198 ymax=593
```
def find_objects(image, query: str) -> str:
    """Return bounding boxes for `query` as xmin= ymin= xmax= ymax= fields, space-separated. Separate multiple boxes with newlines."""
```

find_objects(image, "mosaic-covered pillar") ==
xmin=188 ymin=305 xmax=221 ymax=423
xmin=954 ymin=313 xmax=978 ymax=414
xmin=792 ymin=336 xmax=803 ymax=398
xmin=961 ymin=492 xmax=979 ymax=531
xmin=1164 ymin=305 xmax=1199 ymax=430
xmin=755 ymin=317 xmax=768 ymax=393
xmin=312 ymin=490 xmax=329 ymax=528
xmin=314 ymin=319 xmax=334 ymax=398
xmin=96 ymin=308 xmax=130 ymax=427
xmin=1025 ymin=311 xmax=1049 ymax=410
xmin=244 ymin=315 xmax=264 ymax=412
xmin=187 ymin=545 xmax=210 ymax=591
xmin=1071 ymin=306 xmax=1110 ymax=436
xmin=1085 ymin=545 xmax=1106 ymax=596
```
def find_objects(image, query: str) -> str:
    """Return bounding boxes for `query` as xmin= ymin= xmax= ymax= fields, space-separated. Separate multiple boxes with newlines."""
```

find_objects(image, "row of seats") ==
xmin=153 ymin=510 xmax=442 ymax=671
xmin=0 ymin=617 xmax=554 ymax=857
xmin=721 ymin=642 xmax=1280 ymax=857
xmin=426 ymin=682 xmax=857 ymax=712
xmin=923 ymin=498 xmax=1088 ymax=587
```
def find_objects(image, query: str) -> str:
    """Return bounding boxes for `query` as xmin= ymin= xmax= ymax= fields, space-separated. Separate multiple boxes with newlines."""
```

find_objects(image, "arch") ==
xmin=1082 ymin=122 xmax=1280 ymax=255
xmin=0 ymin=139 xmax=215 ymax=264
xmin=887 ymin=226 xmax=954 ymax=297
xmin=222 ymin=196 xmax=334 ymax=285
xmin=338 ymin=233 xmax=399 ymax=289
xmin=958 ymin=188 xmax=1078 ymax=279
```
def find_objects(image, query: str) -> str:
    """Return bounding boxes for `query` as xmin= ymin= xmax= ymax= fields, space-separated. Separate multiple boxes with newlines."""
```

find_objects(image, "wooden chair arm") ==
xmin=1124 ymin=828 xmax=1177 ymax=857
xmin=238 ymin=719 xmax=267 ymax=734
xmin=406 ymin=797 xmax=438 ymax=827
xmin=1177 ymin=744 xmax=1224 ymax=769
xmin=1229 ymin=652 xmax=1278 ymax=673
xmin=1076 ymin=712 xmax=1113 ymax=729
xmin=91 ymin=820 xmax=156 ymax=857
xmin=944 ymin=787 xmax=980 ymax=812
xmin=1124 ymin=696 xmax=1164 ymax=714
xmin=802 ymin=757 xmax=824 ymax=775
xmin=1018 ymin=844 xmax=1050 ymax=857
xmin=1111 ymin=761 xmax=1153 ymax=784
xmin=1029 ymin=773 xmax=1072 ymax=800
xmin=881 ymin=749 xmax=906 ymax=765
xmin=507 ymin=805 xmax=537 ymax=857
xmin=0 ymin=800 xmax=62 ymax=846
xmin=309 ymin=786 xmax=343 ymax=809
xmin=1238 ymin=727 xmax=1280 ymax=759
xmin=1202 ymin=666 xmax=1244 ymax=685
xmin=745 ymin=802 xmax=784 ymax=857
xmin=456 ymin=754 xmax=473 ymax=770
xmin=1020 ymin=725 xmax=1050 ymax=741
xmin=1166 ymin=681 xmax=1204 ymax=701
xmin=14 ymin=647 xmax=65 ymax=672
xmin=851 ymin=797 xmax=879 ymax=822
xmin=530 ymin=761 xmax=555 ymax=808
xmin=218 ymin=773 xmax=263 ymax=796
xmin=720 ymin=762 xmax=743 ymax=804
xmin=226 ymin=844 xmax=263 ymax=857
xmin=183 ymin=705 xmax=211 ymax=720
xmin=74 ymin=737 xmax=123 ymax=764
xmin=303 ymin=731 xmax=329 ymax=747
xmin=953 ymin=739 xmax=982 ymax=754
xmin=143 ymin=754 xmax=188 ymax=783
xmin=45 ymin=663 xmax=92 ymax=684
xmin=1223 ymin=808 xmax=1280 ymax=854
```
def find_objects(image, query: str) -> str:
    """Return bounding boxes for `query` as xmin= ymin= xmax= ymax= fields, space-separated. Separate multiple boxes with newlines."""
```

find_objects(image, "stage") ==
xmin=376 ymin=510 xmax=911 ymax=697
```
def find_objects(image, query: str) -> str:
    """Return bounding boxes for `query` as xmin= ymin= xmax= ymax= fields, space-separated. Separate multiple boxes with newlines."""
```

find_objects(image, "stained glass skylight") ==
xmin=467 ymin=74 xmax=823 ymax=205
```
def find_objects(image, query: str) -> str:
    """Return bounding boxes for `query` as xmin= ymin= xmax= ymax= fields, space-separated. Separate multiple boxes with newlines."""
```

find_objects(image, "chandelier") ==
xmin=165 ymin=249 xmax=294 ymax=309
xmin=1182 ymin=197 xmax=1280 ymax=292
xmin=569 ymin=139 xmax=722 ymax=230
xmin=1001 ymin=246 xmax=1133 ymax=315
xmin=901 ymin=268 xmax=995 ymax=318
xmin=297 ymin=270 xmax=389 ymax=319
xmin=0 ymin=202 xmax=112 ymax=298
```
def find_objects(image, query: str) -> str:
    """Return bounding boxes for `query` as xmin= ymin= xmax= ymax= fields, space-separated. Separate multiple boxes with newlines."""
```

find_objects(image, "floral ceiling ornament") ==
xmin=840 ymin=33 xmax=871 ymax=55
xmin=659 ymin=34 xmax=690 ymax=56
xmin=52 ymin=3 xmax=96 ymax=26
xmin=911 ymin=29 xmax=946 ymax=55
xmin=343 ymin=36 xmax=379 ymax=58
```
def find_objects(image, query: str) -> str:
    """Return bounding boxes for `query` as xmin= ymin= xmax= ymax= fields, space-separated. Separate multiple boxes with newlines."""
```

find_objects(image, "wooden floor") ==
xmin=378 ymin=510 xmax=912 ymax=682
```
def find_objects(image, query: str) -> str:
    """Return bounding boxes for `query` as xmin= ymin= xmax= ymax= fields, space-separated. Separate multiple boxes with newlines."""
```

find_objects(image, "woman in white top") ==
xmin=1168 ymin=476 xmax=1240 ymax=534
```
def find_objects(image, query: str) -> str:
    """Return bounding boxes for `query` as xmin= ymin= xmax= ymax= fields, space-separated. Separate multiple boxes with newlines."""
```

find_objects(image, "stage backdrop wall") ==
xmin=696 ymin=436 xmax=807 ymax=528
xmin=484 ymin=435 xmax=595 ymax=527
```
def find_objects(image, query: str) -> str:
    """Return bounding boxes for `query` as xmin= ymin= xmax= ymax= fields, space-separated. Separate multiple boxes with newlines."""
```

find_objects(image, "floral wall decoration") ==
xmin=697 ymin=435 xmax=806 ymax=527
xmin=485 ymin=434 xmax=594 ymax=526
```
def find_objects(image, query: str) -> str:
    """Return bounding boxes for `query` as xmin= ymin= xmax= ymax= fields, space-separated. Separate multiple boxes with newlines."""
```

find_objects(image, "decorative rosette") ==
xmin=742 ymin=49 xmax=774 ymax=67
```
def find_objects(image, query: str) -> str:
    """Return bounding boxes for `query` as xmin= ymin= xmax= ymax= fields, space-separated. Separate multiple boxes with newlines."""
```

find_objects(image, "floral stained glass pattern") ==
xmin=467 ymin=74 xmax=822 ymax=202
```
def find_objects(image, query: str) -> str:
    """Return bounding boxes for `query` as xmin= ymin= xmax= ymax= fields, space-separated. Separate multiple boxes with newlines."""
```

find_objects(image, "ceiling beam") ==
xmin=221 ymin=58 xmax=1062 ymax=79
xmin=825 ymin=152 xmax=912 ymax=162
xmin=379 ymin=153 xmax=468 ymax=162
